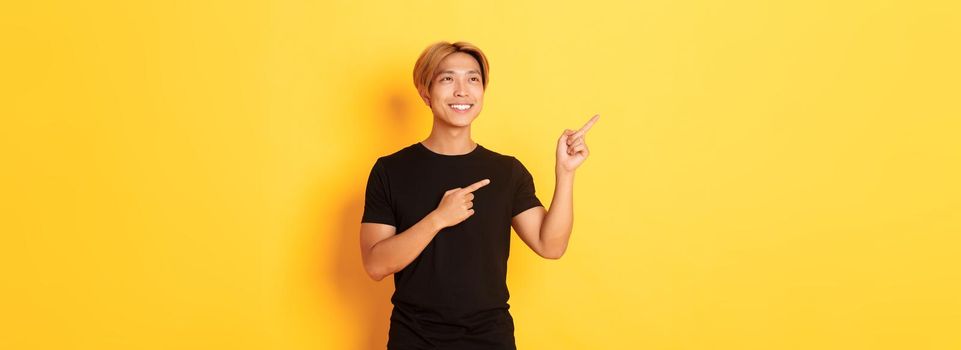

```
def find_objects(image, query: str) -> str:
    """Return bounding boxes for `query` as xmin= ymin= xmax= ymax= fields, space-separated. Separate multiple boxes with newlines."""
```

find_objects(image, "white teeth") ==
xmin=449 ymin=104 xmax=472 ymax=110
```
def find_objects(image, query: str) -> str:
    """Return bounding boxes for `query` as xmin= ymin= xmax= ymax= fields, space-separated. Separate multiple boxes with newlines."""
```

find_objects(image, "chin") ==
xmin=447 ymin=119 xmax=474 ymax=127
xmin=442 ymin=114 xmax=478 ymax=127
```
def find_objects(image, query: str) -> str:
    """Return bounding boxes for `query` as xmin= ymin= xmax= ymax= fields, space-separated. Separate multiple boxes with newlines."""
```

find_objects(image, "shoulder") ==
xmin=371 ymin=143 xmax=420 ymax=170
xmin=478 ymin=145 xmax=534 ymax=181
xmin=477 ymin=144 xmax=519 ymax=162
xmin=475 ymin=145 xmax=527 ymax=171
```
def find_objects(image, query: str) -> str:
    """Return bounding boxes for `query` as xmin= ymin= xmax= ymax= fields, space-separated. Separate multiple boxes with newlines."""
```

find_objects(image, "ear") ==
xmin=420 ymin=90 xmax=431 ymax=107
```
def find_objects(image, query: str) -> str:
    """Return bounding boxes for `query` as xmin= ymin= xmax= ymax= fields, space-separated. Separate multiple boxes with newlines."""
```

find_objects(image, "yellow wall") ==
xmin=2 ymin=1 xmax=959 ymax=349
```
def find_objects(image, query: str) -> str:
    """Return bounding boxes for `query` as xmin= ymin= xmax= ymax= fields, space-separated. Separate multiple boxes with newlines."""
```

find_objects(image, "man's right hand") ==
xmin=431 ymin=178 xmax=491 ymax=229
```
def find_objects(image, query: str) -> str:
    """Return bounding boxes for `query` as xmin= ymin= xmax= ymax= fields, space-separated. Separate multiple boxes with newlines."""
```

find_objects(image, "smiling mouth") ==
xmin=448 ymin=104 xmax=473 ymax=111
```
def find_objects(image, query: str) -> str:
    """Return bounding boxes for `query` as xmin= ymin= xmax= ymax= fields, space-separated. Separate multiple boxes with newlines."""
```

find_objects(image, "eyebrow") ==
xmin=438 ymin=69 xmax=481 ymax=75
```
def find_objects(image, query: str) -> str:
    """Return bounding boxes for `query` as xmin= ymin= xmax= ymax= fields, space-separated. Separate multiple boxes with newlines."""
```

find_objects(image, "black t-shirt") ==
xmin=362 ymin=142 xmax=543 ymax=349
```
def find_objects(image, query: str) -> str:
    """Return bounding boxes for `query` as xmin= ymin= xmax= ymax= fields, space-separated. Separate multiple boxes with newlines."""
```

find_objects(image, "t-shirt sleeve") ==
xmin=511 ymin=157 xmax=543 ymax=217
xmin=361 ymin=159 xmax=396 ymax=226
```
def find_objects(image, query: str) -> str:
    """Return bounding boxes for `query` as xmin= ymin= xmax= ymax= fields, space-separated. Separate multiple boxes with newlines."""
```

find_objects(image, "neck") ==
xmin=421 ymin=120 xmax=476 ymax=155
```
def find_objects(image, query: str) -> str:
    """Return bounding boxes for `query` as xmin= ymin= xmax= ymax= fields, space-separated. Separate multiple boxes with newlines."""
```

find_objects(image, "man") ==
xmin=360 ymin=41 xmax=598 ymax=349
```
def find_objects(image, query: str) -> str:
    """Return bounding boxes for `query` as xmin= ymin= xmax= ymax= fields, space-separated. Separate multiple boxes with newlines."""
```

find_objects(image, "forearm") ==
xmin=540 ymin=168 xmax=575 ymax=258
xmin=366 ymin=212 xmax=444 ymax=280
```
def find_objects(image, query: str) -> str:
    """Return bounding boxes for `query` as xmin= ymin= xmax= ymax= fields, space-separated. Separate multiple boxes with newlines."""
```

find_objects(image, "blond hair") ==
xmin=412 ymin=41 xmax=490 ymax=99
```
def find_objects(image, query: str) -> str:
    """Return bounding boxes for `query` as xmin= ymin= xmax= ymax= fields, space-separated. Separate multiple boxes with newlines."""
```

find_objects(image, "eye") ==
xmin=441 ymin=76 xmax=452 ymax=81
xmin=470 ymin=77 xmax=480 ymax=82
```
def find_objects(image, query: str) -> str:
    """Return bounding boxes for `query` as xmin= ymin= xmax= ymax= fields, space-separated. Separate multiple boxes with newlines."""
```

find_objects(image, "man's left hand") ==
xmin=556 ymin=114 xmax=599 ymax=174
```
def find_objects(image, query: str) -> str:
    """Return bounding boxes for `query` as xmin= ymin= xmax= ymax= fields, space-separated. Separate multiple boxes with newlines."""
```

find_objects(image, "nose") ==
xmin=454 ymin=79 xmax=468 ymax=97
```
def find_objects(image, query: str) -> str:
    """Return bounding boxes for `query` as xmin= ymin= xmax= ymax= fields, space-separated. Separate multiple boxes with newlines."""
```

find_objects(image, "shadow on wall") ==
xmin=325 ymin=63 xmax=422 ymax=350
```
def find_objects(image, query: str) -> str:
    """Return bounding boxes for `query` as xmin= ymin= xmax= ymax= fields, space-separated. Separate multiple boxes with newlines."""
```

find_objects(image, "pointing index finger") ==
xmin=571 ymin=114 xmax=600 ymax=140
xmin=461 ymin=178 xmax=491 ymax=193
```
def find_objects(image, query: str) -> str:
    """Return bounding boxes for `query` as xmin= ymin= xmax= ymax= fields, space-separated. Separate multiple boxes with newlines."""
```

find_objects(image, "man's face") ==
xmin=422 ymin=52 xmax=484 ymax=127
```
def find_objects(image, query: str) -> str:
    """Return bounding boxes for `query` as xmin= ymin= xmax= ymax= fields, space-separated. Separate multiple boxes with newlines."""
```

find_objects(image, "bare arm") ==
xmin=541 ymin=170 xmax=575 ymax=257
xmin=511 ymin=114 xmax=598 ymax=259
xmin=360 ymin=215 xmax=443 ymax=281
xmin=510 ymin=170 xmax=574 ymax=259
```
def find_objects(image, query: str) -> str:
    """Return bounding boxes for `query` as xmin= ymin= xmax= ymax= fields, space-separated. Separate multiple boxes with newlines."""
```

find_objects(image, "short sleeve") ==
xmin=511 ymin=157 xmax=543 ymax=217
xmin=361 ymin=159 xmax=396 ymax=226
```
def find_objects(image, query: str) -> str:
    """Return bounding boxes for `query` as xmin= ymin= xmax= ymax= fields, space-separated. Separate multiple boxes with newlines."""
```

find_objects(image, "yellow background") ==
xmin=2 ymin=0 xmax=959 ymax=349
